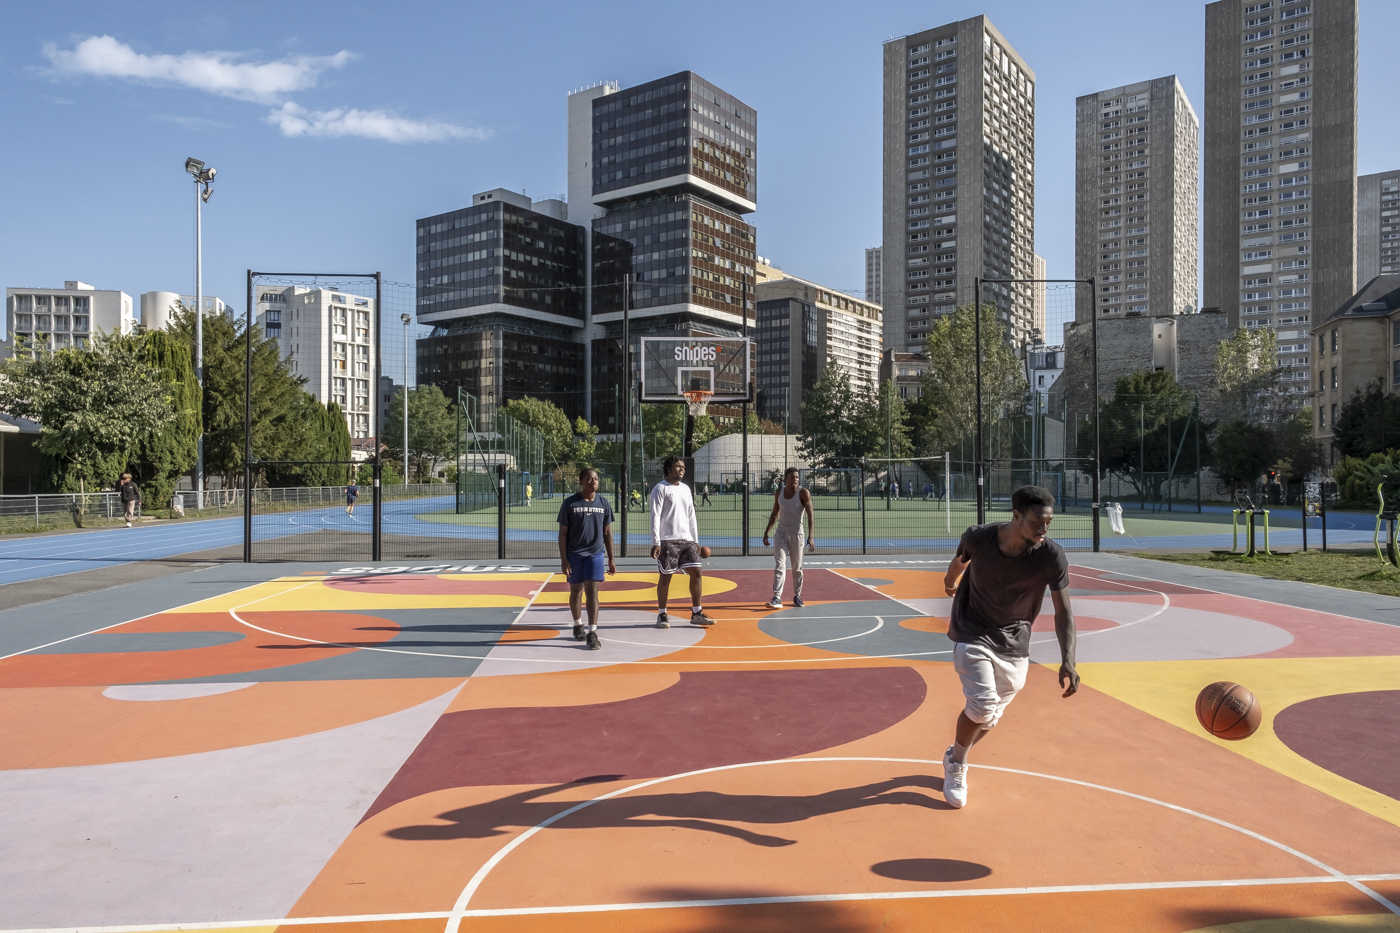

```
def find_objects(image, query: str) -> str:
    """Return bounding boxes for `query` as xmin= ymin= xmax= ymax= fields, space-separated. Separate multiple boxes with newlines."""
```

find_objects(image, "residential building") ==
xmin=139 ymin=292 xmax=232 ymax=332
xmin=755 ymin=261 xmax=883 ymax=430
xmin=1075 ymin=76 xmax=1199 ymax=321
xmin=1204 ymin=0 xmax=1357 ymax=379
xmin=413 ymin=188 xmax=588 ymax=421
xmin=882 ymin=16 xmax=1037 ymax=353
xmin=865 ymin=246 xmax=883 ymax=307
xmin=1310 ymin=274 xmax=1400 ymax=445
xmin=1025 ymin=344 xmax=1064 ymax=411
xmin=879 ymin=349 xmax=928 ymax=402
xmin=255 ymin=285 xmax=376 ymax=438
xmin=1358 ymin=171 xmax=1400 ymax=283
xmin=567 ymin=71 xmax=758 ymax=432
xmin=5 ymin=281 xmax=134 ymax=355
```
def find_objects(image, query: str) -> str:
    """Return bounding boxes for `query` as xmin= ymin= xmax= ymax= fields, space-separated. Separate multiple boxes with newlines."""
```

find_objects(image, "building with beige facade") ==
xmin=1310 ymin=274 xmax=1400 ymax=445
xmin=882 ymin=16 xmax=1036 ymax=353
xmin=1076 ymin=76 xmax=1199 ymax=322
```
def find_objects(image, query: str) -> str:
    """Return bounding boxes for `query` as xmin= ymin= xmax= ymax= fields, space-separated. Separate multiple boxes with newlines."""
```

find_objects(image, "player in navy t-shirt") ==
xmin=557 ymin=467 xmax=616 ymax=650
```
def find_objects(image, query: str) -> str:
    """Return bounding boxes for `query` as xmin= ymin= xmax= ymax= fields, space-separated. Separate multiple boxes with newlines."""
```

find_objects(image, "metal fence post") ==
xmin=860 ymin=464 xmax=867 ymax=555
xmin=497 ymin=463 xmax=507 ymax=560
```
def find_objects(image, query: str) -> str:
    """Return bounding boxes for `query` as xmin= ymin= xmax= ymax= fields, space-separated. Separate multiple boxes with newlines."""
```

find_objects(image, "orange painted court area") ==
xmin=2 ymin=560 xmax=1398 ymax=933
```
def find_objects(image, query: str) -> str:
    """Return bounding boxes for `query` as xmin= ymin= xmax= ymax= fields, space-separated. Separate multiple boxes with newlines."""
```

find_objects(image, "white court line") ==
xmin=1027 ymin=569 xmax=1172 ymax=648
xmin=443 ymin=756 xmax=1400 ymax=931
xmin=0 ymin=526 xmax=242 ymax=579
xmin=7 ymin=874 xmax=1400 ymax=932
xmin=0 ymin=576 xmax=274 ymax=662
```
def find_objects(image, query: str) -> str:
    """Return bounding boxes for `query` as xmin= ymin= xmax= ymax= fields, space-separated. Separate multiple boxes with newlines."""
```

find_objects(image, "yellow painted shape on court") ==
xmin=1077 ymin=655 xmax=1400 ymax=827
xmin=169 ymin=573 xmax=554 ymax=614
xmin=532 ymin=571 xmax=737 ymax=605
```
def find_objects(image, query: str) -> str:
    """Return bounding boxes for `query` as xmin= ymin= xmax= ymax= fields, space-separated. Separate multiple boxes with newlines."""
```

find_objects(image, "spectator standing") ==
xmin=118 ymin=474 xmax=141 ymax=528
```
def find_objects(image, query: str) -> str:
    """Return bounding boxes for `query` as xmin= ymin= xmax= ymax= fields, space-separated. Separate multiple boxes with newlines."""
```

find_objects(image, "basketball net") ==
xmin=683 ymin=389 xmax=713 ymax=418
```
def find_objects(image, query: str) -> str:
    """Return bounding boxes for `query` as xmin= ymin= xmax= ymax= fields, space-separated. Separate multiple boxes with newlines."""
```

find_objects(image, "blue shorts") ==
xmin=567 ymin=549 xmax=606 ymax=582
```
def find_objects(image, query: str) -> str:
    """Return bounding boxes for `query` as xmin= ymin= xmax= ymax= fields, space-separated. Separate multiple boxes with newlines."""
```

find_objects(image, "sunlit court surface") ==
xmin=2 ymin=553 xmax=1399 ymax=933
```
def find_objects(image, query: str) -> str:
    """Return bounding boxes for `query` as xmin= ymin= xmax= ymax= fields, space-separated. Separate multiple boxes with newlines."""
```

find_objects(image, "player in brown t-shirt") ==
xmin=938 ymin=485 xmax=1079 ymax=808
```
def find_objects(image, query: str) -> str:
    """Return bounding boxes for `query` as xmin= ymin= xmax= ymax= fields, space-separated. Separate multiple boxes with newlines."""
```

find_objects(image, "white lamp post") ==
xmin=401 ymin=313 xmax=411 ymax=485
xmin=184 ymin=157 xmax=215 ymax=509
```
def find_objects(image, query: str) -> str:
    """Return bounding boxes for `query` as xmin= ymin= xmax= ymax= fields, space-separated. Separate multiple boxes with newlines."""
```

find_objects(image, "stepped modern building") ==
xmin=882 ymin=16 xmax=1037 ymax=353
xmin=1075 ymin=76 xmax=1199 ymax=321
xmin=1203 ymin=0 xmax=1357 ymax=379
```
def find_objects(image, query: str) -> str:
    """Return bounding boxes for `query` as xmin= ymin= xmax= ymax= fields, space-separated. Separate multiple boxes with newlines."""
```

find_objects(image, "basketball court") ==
xmin=1 ymin=551 xmax=1397 ymax=932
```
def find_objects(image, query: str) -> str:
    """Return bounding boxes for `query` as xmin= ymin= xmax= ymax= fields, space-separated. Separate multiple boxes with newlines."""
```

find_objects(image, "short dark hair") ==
xmin=578 ymin=467 xmax=598 ymax=481
xmin=1011 ymin=485 xmax=1056 ymax=513
xmin=784 ymin=467 xmax=799 ymax=478
xmin=662 ymin=455 xmax=684 ymax=476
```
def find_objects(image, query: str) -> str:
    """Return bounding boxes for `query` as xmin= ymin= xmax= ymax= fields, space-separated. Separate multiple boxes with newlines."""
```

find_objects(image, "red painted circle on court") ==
xmin=1274 ymin=690 xmax=1400 ymax=801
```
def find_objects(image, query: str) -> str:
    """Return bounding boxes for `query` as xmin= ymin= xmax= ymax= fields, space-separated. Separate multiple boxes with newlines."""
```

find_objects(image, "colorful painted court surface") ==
xmin=1 ymin=554 xmax=1398 ymax=932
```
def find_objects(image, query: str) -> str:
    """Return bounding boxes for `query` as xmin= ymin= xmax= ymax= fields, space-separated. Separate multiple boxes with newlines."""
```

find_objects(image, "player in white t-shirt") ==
xmin=649 ymin=456 xmax=715 ymax=629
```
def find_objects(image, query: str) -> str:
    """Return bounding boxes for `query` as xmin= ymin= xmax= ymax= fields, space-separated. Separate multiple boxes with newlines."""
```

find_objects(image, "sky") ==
xmin=2 ymin=0 xmax=1397 ymax=353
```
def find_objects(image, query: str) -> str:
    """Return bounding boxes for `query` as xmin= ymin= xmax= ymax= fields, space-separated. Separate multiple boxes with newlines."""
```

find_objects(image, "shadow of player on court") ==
xmin=387 ymin=774 xmax=955 ymax=848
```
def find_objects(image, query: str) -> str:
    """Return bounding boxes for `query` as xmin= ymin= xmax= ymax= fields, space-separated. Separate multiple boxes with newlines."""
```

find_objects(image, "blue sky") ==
xmin=2 ymin=0 xmax=1396 ymax=347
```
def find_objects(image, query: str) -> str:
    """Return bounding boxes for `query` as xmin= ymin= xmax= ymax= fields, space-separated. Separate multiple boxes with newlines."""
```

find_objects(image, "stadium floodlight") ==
xmin=184 ymin=157 xmax=204 ymax=176
xmin=185 ymin=156 xmax=217 ymax=508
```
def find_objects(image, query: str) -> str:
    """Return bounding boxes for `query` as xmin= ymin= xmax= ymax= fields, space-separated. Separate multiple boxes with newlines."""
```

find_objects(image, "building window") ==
xmin=1331 ymin=403 xmax=1337 ymax=426
xmin=1393 ymin=321 xmax=1400 ymax=346
xmin=1331 ymin=329 xmax=1337 ymax=353
xmin=1394 ymin=358 xmax=1400 ymax=387
xmin=1319 ymin=405 xmax=1325 ymax=428
xmin=1331 ymin=366 xmax=1337 ymax=390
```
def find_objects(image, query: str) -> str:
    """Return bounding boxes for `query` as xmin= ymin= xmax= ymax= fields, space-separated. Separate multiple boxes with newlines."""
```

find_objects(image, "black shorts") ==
xmin=657 ymin=539 xmax=702 ymax=575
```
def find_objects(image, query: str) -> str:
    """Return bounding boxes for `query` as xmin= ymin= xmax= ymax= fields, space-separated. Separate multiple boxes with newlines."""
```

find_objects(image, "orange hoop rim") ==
xmin=682 ymin=389 xmax=714 ymax=416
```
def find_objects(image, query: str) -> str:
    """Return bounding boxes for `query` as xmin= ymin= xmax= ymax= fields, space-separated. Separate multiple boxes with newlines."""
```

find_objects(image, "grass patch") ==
xmin=1138 ymin=548 xmax=1400 ymax=598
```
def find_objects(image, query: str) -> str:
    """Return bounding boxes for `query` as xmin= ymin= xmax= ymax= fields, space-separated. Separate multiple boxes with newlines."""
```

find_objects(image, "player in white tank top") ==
xmin=762 ymin=467 xmax=815 ymax=609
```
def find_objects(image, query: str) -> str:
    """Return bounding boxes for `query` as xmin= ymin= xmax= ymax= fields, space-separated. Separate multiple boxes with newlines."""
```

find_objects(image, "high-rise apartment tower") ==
xmin=1204 ymin=0 xmax=1357 ymax=378
xmin=567 ymin=72 xmax=757 ymax=430
xmin=865 ymin=246 xmax=883 ymax=307
xmin=882 ymin=16 xmax=1036 ymax=353
xmin=1076 ymin=77 xmax=1199 ymax=322
xmin=1358 ymin=170 xmax=1400 ymax=284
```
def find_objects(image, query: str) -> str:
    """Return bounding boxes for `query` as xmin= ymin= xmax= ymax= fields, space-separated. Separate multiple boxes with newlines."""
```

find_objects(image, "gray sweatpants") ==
xmin=773 ymin=531 xmax=805 ymax=600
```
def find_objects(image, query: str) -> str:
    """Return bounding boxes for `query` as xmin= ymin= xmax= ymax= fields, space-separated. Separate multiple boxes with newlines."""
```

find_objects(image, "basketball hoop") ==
xmin=683 ymin=389 xmax=713 ymax=418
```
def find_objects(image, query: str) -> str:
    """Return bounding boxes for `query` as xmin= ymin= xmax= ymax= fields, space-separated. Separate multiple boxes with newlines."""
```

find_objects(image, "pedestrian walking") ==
xmin=346 ymin=480 xmax=359 ymax=516
xmin=118 ymin=473 xmax=141 ymax=527
xmin=762 ymin=467 xmax=815 ymax=609
xmin=701 ymin=483 xmax=712 ymax=507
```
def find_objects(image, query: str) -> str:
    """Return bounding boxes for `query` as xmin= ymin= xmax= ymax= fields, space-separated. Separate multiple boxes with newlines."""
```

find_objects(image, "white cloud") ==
xmin=266 ymin=101 xmax=487 ymax=144
xmin=43 ymin=35 xmax=351 ymax=103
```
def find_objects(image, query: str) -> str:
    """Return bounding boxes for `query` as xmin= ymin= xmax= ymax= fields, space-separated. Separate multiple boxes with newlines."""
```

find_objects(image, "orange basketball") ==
xmin=699 ymin=546 xmax=712 ymax=559
xmin=1195 ymin=681 xmax=1262 ymax=740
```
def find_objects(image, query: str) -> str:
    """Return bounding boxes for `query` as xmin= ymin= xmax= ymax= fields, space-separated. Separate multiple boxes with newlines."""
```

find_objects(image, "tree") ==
xmin=857 ymin=379 xmax=912 ymax=462
xmin=1333 ymin=381 xmax=1400 ymax=460
xmin=1213 ymin=327 xmax=1290 ymax=425
xmin=384 ymin=384 xmax=457 ymax=482
xmin=1212 ymin=421 xmax=1275 ymax=498
xmin=915 ymin=303 xmax=1028 ymax=458
xmin=1272 ymin=407 xmax=1323 ymax=483
xmin=568 ymin=416 xmax=599 ymax=467
xmin=129 ymin=329 xmax=201 ymax=506
xmin=797 ymin=361 xmax=862 ymax=465
xmin=0 ymin=331 xmax=175 ymax=494
xmin=499 ymin=396 xmax=574 ymax=466
xmin=1085 ymin=370 xmax=1196 ymax=503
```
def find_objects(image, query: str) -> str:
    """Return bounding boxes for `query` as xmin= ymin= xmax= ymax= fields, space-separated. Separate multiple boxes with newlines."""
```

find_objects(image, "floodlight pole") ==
xmin=372 ymin=273 xmax=383 ymax=561
xmin=243 ymin=270 xmax=253 ymax=562
xmin=194 ymin=177 xmax=205 ymax=510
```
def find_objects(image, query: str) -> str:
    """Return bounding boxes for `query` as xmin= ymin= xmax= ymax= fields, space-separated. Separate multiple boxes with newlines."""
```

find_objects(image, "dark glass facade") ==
xmin=416 ymin=315 xmax=587 ymax=422
xmin=416 ymin=202 xmax=586 ymax=321
xmin=755 ymin=297 xmax=818 ymax=429
xmin=591 ymin=72 xmax=757 ymax=208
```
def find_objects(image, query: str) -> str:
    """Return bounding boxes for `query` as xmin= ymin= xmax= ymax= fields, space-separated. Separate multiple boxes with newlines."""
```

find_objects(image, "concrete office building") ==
xmin=1076 ymin=76 xmax=1199 ymax=321
xmin=567 ymin=71 xmax=758 ymax=432
xmin=754 ymin=261 xmax=882 ymax=430
xmin=865 ymin=246 xmax=883 ymax=307
xmin=1310 ymin=275 xmax=1400 ymax=444
xmin=1204 ymin=0 xmax=1357 ymax=382
xmin=882 ymin=16 xmax=1037 ymax=353
xmin=1358 ymin=170 xmax=1400 ymax=284
xmin=880 ymin=348 xmax=928 ymax=403
xmin=255 ymin=285 xmax=376 ymax=438
xmin=139 ymin=292 xmax=232 ymax=332
xmin=414 ymin=188 xmax=588 ymax=421
xmin=6 ymin=281 xmax=134 ymax=355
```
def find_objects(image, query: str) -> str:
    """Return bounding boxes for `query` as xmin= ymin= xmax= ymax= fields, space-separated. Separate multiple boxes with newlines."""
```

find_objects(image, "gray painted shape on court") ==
xmin=1072 ymin=553 xmax=1400 ymax=628
xmin=171 ymin=607 xmax=520 ymax=683
xmin=758 ymin=598 xmax=956 ymax=659
xmin=33 ymin=631 xmax=245 ymax=654
xmin=0 ymin=686 xmax=458 ymax=928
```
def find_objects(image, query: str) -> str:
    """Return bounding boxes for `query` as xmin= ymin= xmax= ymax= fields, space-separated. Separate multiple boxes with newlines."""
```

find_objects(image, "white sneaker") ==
xmin=942 ymin=745 xmax=968 ymax=809
xmin=764 ymin=598 xmax=782 ymax=609
xmin=125 ymin=521 xmax=132 ymax=528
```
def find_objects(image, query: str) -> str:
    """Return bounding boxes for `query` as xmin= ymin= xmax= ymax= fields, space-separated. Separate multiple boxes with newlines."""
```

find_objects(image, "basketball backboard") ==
xmin=640 ymin=336 xmax=752 ymax=402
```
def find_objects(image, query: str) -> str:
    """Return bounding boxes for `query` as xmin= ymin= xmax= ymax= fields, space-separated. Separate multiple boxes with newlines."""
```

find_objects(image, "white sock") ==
xmin=588 ymin=622 xmax=597 ymax=632
xmin=692 ymin=605 xmax=702 ymax=614
xmin=572 ymin=613 xmax=582 ymax=623
xmin=951 ymin=741 xmax=971 ymax=765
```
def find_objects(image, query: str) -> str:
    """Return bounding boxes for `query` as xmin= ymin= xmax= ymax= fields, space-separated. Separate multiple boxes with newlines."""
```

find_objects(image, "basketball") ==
xmin=1195 ymin=681 xmax=1262 ymax=740
xmin=700 ymin=546 xmax=712 ymax=559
